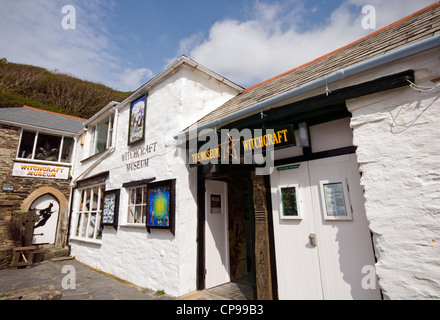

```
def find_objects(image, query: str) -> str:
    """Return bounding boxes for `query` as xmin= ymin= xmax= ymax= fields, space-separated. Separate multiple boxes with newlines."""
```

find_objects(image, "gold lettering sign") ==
xmin=189 ymin=125 xmax=295 ymax=165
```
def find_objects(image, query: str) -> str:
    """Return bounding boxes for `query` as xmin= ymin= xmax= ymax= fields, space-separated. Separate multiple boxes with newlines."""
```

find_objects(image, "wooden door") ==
xmin=205 ymin=180 xmax=230 ymax=289
xmin=270 ymin=161 xmax=323 ymax=299
xmin=31 ymin=194 xmax=60 ymax=245
xmin=271 ymin=155 xmax=381 ymax=299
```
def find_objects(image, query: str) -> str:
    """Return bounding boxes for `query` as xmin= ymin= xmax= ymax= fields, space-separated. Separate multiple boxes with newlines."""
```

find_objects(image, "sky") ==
xmin=0 ymin=0 xmax=436 ymax=92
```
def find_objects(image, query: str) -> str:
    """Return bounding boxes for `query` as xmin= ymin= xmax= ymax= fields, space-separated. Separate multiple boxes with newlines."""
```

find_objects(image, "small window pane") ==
xmin=134 ymin=206 xmax=142 ymax=223
xmin=76 ymin=213 xmax=82 ymax=236
xmin=128 ymin=206 xmax=135 ymax=223
xmin=136 ymin=188 xmax=143 ymax=204
xmin=88 ymin=213 xmax=96 ymax=238
xmin=107 ymin=114 xmax=114 ymax=148
xmin=96 ymin=120 xmax=108 ymax=153
xmin=91 ymin=187 xmax=100 ymax=211
xmin=35 ymin=133 xmax=61 ymax=162
xmin=81 ymin=213 xmax=89 ymax=237
xmin=61 ymin=137 xmax=74 ymax=163
xmin=96 ymin=213 xmax=102 ymax=240
xmin=18 ymin=131 xmax=36 ymax=159
xmin=142 ymin=205 xmax=147 ymax=224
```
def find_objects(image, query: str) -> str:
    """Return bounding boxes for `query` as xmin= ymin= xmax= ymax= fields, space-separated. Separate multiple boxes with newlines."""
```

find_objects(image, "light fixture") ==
xmin=298 ymin=122 xmax=310 ymax=147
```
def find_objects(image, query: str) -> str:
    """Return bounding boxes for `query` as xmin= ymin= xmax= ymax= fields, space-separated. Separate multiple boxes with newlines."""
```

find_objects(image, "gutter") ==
xmin=175 ymin=34 xmax=440 ymax=140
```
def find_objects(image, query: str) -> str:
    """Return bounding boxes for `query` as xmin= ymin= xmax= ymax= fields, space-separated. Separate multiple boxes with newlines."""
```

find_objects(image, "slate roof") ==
xmin=0 ymin=106 xmax=86 ymax=135
xmin=193 ymin=2 xmax=440 ymax=128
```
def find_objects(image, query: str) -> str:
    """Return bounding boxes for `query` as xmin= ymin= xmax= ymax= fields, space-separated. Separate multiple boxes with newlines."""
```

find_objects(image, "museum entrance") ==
xmin=199 ymin=167 xmax=258 ymax=299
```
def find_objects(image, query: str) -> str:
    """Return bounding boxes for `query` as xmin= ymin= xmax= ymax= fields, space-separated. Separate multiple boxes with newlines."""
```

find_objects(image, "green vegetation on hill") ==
xmin=0 ymin=58 xmax=132 ymax=119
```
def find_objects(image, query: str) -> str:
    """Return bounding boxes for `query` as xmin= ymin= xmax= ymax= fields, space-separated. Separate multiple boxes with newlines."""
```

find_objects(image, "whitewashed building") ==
xmin=182 ymin=4 xmax=440 ymax=300
xmin=68 ymin=4 xmax=440 ymax=300
xmin=68 ymin=56 xmax=242 ymax=297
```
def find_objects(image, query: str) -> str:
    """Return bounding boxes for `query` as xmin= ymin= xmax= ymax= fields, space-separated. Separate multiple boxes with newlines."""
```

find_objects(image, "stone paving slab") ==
xmin=0 ymin=259 xmax=174 ymax=300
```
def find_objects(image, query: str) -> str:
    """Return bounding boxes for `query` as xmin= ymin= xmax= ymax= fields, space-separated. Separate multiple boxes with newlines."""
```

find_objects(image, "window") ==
xmin=17 ymin=130 xmax=74 ymax=163
xmin=89 ymin=113 xmax=114 ymax=156
xmin=127 ymin=186 xmax=148 ymax=224
xmin=75 ymin=184 xmax=105 ymax=240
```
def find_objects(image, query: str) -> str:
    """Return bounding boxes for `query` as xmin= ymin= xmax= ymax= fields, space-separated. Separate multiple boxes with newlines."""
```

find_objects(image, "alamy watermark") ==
xmin=361 ymin=265 xmax=377 ymax=290
xmin=61 ymin=5 xmax=76 ymax=30
xmin=61 ymin=265 xmax=76 ymax=290
xmin=362 ymin=5 xmax=376 ymax=30
xmin=178 ymin=125 xmax=305 ymax=175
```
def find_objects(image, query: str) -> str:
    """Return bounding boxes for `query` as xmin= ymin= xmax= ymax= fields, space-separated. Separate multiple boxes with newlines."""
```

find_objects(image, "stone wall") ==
xmin=0 ymin=124 xmax=72 ymax=268
xmin=347 ymin=74 xmax=440 ymax=299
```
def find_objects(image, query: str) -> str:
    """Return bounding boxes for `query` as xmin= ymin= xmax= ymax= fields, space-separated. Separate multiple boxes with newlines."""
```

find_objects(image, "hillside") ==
xmin=0 ymin=58 xmax=132 ymax=119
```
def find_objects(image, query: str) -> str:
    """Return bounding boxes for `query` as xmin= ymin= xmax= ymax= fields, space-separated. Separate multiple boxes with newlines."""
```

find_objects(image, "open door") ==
xmin=205 ymin=180 xmax=230 ymax=289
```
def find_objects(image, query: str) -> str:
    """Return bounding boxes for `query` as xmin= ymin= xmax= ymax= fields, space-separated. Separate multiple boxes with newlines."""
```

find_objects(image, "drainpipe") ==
xmin=174 ymin=34 xmax=440 ymax=139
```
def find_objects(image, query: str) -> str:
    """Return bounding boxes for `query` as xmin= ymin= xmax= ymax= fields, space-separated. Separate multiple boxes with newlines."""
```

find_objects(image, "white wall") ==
xmin=69 ymin=63 xmax=240 ymax=297
xmin=347 ymin=49 xmax=440 ymax=299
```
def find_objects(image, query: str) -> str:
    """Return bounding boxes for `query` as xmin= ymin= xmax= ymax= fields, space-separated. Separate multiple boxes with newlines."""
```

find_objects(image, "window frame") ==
xmin=72 ymin=183 xmax=106 ymax=242
xmin=126 ymin=185 xmax=148 ymax=225
xmin=88 ymin=112 xmax=115 ymax=157
xmin=16 ymin=129 xmax=75 ymax=164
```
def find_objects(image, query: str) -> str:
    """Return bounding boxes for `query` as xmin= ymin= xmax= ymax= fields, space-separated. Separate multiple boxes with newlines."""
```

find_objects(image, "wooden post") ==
xmin=252 ymin=173 xmax=273 ymax=300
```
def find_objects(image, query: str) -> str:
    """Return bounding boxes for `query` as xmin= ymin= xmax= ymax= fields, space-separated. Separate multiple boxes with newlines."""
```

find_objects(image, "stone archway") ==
xmin=21 ymin=187 xmax=69 ymax=248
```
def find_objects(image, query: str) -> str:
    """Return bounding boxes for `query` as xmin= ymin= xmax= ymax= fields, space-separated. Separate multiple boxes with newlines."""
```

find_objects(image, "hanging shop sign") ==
xmin=189 ymin=124 xmax=296 ymax=165
xmin=12 ymin=162 xmax=69 ymax=180
xmin=128 ymin=94 xmax=147 ymax=146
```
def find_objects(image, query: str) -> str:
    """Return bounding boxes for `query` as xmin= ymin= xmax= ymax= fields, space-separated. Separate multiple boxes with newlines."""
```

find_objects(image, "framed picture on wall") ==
xmin=146 ymin=179 xmax=176 ymax=235
xmin=102 ymin=189 xmax=120 ymax=229
xmin=319 ymin=180 xmax=352 ymax=220
xmin=279 ymin=184 xmax=301 ymax=220
xmin=128 ymin=94 xmax=147 ymax=145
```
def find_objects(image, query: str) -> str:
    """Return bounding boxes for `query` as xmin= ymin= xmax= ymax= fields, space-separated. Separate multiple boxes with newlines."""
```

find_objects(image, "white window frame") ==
xmin=73 ymin=183 xmax=105 ymax=241
xmin=16 ymin=129 xmax=75 ymax=164
xmin=319 ymin=179 xmax=353 ymax=221
xmin=88 ymin=112 xmax=115 ymax=157
xmin=126 ymin=185 xmax=148 ymax=225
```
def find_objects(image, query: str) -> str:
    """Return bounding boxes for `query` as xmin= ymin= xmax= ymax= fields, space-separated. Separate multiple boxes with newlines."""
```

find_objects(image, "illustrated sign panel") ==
xmin=146 ymin=179 xmax=175 ymax=234
xmin=128 ymin=94 xmax=147 ymax=145
xmin=279 ymin=184 xmax=301 ymax=219
xmin=102 ymin=189 xmax=119 ymax=229
xmin=281 ymin=187 xmax=298 ymax=217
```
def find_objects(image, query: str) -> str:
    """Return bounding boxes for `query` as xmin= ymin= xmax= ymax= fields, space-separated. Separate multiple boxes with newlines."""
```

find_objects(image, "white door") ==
xmin=271 ymin=154 xmax=381 ymax=299
xmin=31 ymin=194 xmax=60 ymax=245
xmin=205 ymin=180 xmax=230 ymax=289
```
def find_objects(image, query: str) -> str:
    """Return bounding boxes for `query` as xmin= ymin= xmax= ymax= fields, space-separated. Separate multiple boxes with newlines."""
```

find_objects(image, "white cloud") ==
xmin=119 ymin=67 xmax=154 ymax=91
xmin=0 ymin=0 xmax=147 ymax=91
xmin=179 ymin=0 xmax=436 ymax=87
xmin=0 ymin=0 xmax=435 ymax=92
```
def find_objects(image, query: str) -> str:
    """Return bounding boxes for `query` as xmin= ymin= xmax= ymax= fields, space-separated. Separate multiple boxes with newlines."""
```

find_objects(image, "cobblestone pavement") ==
xmin=0 ymin=259 xmax=174 ymax=300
